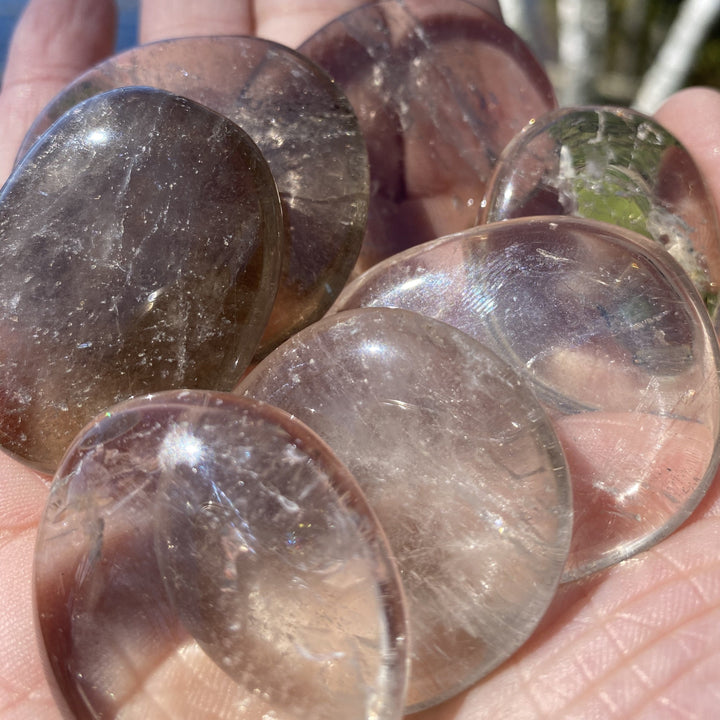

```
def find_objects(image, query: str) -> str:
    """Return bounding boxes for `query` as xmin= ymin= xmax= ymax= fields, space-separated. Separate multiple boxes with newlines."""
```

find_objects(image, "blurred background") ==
xmin=0 ymin=0 xmax=719 ymax=113
xmin=0 ymin=0 xmax=138 ymax=72
xmin=504 ymin=0 xmax=720 ymax=111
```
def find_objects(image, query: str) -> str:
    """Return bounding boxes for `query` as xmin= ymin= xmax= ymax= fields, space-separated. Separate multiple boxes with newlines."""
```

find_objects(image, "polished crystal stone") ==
xmin=299 ymin=0 xmax=557 ymax=272
xmin=332 ymin=217 xmax=720 ymax=581
xmin=238 ymin=307 xmax=572 ymax=711
xmin=481 ymin=106 xmax=720 ymax=319
xmin=0 ymin=87 xmax=282 ymax=473
xmin=34 ymin=390 xmax=407 ymax=720
xmin=18 ymin=36 xmax=369 ymax=356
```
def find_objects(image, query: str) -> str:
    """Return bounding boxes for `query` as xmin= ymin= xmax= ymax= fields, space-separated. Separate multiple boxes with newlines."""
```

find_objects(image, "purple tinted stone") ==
xmin=19 ymin=36 xmax=369 ymax=356
xmin=34 ymin=390 xmax=407 ymax=720
xmin=238 ymin=307 xmax=572 ymax=711
xmin=0 ymin=87 xmax=282 ymax=472
xmin=332 ymin=217 xmax=720 ymax=581
xmin=299 ymin=0 xmax=557 ymax=272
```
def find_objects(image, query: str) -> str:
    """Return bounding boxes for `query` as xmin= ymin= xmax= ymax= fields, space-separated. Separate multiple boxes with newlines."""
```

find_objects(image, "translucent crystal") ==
xmin=18 ymin=36 xmax=369 ymax=355
xmin=34 ymin=391 xmax=407 ymax=720
xmin=0 ymin=87 xmax=283 ymax=472
xmin=332 ymin=217 xmax=720 ymax=580
xmin=298 ymin=0 xmax=557 ymax=272
xmin=238 ymin=307 xmax=572 ymax=711
xmin=481 ymin=106 xmax=720 ymax=319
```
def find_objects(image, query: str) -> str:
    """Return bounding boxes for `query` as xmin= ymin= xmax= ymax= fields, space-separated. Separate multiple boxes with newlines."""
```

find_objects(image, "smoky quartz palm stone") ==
xmin=0 ymin=87 xmax=283 ymax=473
xmin=18 ymin=36 xmax=369 ymax=356
xmin=239 ymin=307 xmax=572 ymax=711
xmin=333 ymin=217 xmax=720 ymax=581
xmin=299 ymin=0 xmax=557 ymax=271
xmin=34 ymin=390 xmax=407 ymax=720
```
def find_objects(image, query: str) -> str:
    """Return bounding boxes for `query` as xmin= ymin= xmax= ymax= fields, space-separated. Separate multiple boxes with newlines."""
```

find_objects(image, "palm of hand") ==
xmin=2 ymin=2 xmax=720 ymax=718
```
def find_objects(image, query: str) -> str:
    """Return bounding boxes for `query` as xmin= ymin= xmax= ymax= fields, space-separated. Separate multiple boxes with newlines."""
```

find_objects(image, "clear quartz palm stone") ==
xmin=237 ymin=307 xmax=572 ymax=712
xmin=0 ymin=87 xmax=283 ymax=473
xmin=18 ymin=36 xmax=368 ymax=356
xmin=480 ymin=106 xmax=720 ymax=323
xmin=298 ymin=0 xmax=557 ymax=273
xmin=34 ymin=390 xmax=408 ymax=720
xmin=332 ymin=216 xmax=720 ymax=581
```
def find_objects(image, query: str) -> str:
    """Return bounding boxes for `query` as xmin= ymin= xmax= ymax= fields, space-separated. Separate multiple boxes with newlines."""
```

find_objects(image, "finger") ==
xmin=413 ymin=514 xmax=720 ymax=720
xmin=254 ymin=0 xmax=503 ymax=51
xmin=254 ymin=0 xmax=369 ymax=48
xmin=0 ymin=455 xmax=58 ymax=719
xmin=139 ymin=0 xmax=254 ymax=44
xmin=0 ymin=0 xmax=116 ymax=182
xmin=655 ymin=87 xmax=720 ymax=215
xmin=654 ymin=87 xmax=720 ymax=517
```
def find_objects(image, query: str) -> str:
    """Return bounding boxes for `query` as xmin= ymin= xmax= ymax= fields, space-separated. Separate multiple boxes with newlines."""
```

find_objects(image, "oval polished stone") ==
xmin=19 ymin=36 xmax=369 ymax=356
xmin=238 ymin=307 xmax=572 ymax=711
xmin=0 ymin=87 xmax=282 ymax=473
xmin=299 ymin=0 xmax=557 ymax=272
xmin=332 ymin=217 xmax=720 ymax=581
xmin=34 ymin=390 xmax=407 ymax=720
xmin=480 ymin=106 xmax=720 ymax=321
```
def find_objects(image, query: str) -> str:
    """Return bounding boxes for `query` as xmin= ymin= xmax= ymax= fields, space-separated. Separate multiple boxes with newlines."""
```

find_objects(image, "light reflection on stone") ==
xmin=332 ymin=217 xmax=720 ymax=581
xmin=298 ymin=0 xmax=557 ymax=272
xmin=0 ymin=87 xmax=283 ymax=473
xmin=18 ymin=35 xmax=369 ymax=357
xmin=481 ymin=106 xmax=720 ymax=322
xmin=238 ymin=307 xmax=572 ymax=712
xmin=34 ymin=390 xmax=407 ymax=720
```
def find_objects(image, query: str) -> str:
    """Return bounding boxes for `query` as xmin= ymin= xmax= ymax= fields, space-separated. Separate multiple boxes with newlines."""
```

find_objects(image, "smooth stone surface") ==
xmin=332 ymin=217 xmax=720 ymax=580
xmin=19 ymin=36 xmax=369 ymax=356
xmin=480 ymin=106 xmax=720 ymax=319
xmin=299 ymin=0 xmax=557 ymax=272
xmin=34 ymin=390 xmax=407 ymax=720
xmin=0 ymin=87 xmax=282 ymax=473
xmin=238 ymin=307 xmax=572 ymax=711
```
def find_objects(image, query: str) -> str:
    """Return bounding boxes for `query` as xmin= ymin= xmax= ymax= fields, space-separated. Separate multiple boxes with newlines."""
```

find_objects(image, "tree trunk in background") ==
xmin=499 ymin=0 xmax=720 ymax=111
xmin=556 ymin=0 xmax=608 ymax=105
xmin=634 ymin=0 xmax=720 ymax=112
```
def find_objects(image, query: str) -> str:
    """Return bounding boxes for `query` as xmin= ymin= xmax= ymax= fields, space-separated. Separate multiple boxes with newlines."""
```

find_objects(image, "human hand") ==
xmin=1 ymin=1 xmax=720 ymax=718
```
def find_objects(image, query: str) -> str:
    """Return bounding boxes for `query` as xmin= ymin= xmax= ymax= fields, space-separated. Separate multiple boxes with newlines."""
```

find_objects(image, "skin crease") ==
xmin=1 ymin=0 xmax=720 ymax=718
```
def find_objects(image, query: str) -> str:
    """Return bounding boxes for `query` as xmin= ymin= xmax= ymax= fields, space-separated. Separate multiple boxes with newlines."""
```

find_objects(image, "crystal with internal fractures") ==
xmin=238 ymin=307 xmax=572 ymax=711
xmin=18 ymin=36 xmax=369 ymax=356
xmin=299 ymin=0 xmax=557 ymax=272
xmin=480 ymin=106 xmax=720 ymax=322
xmin=332 ymin=216 xmax=720 ymax=581
xmin=0 ymin=87 xmax=283 ymax=473
xmin=34 ymin=390 xmax=408 ymax=720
